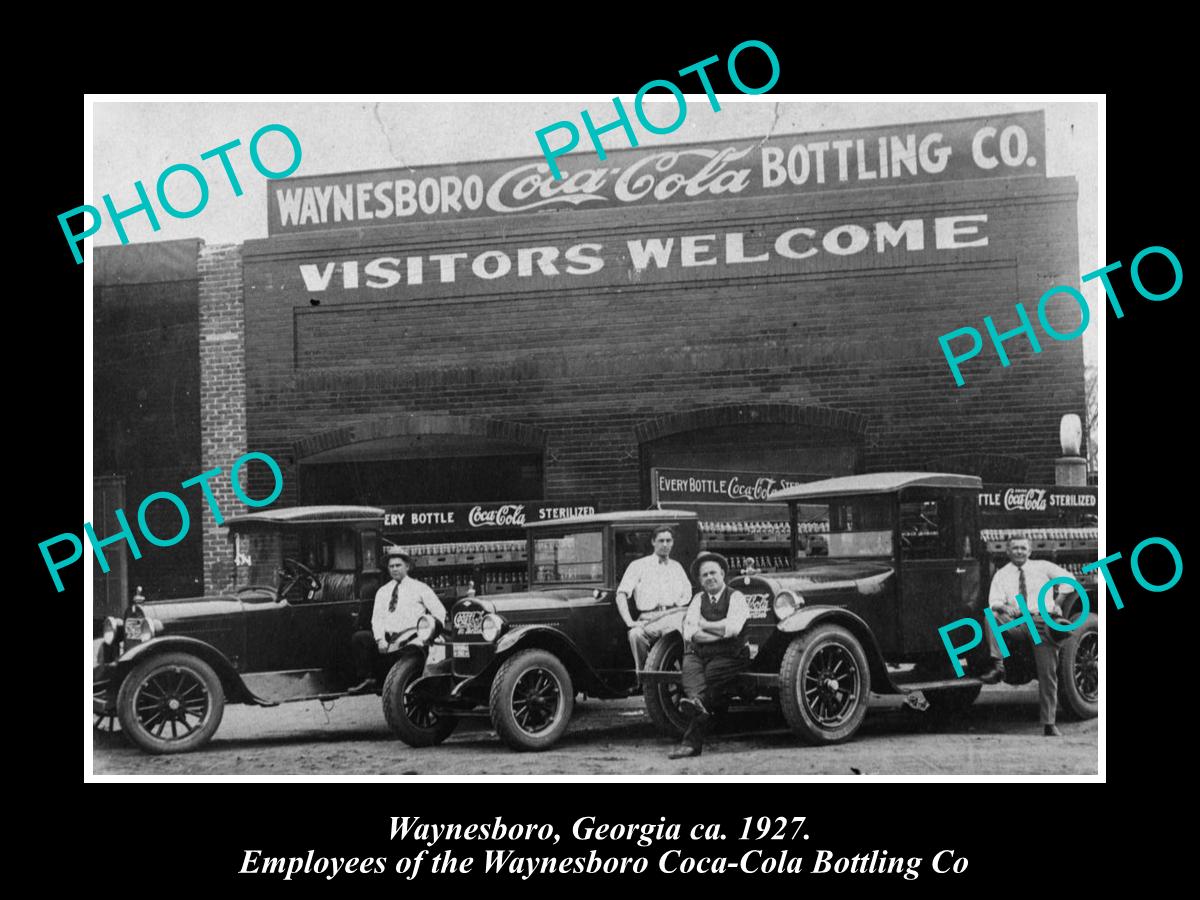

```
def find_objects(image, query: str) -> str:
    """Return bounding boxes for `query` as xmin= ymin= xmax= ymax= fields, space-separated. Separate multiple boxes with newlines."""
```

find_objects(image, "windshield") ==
xmin=802 ymin=496 xmax=894 ymax=559
xmin=532 ymin=530 xmax=604 ymax=585
xmin=299 ymin=527 xmax=358 ymax=573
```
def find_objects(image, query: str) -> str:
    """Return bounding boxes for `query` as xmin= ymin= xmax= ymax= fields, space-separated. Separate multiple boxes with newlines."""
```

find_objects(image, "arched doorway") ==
xmin=634 ymin=403 xmax=870 ymax=504
xmin=294 ymin=414 xmax=548 ymax=505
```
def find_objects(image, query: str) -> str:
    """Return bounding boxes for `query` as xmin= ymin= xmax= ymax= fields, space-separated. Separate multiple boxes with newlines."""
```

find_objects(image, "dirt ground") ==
xmin=92 ymin=683 xmax=1098 ymax=776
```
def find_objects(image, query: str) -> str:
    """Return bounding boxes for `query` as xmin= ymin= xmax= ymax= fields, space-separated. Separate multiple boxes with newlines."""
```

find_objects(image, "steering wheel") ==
xmin=277 ymin=558 xmax=320 ymax=600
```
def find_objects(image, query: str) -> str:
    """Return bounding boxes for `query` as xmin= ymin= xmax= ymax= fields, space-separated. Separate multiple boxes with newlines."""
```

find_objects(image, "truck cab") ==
xmin=92 ymin=506 xmax=431 ymax=755
xmin=640 ymin=472 xmax=1098 ymax=746
xmin=402 ymin=510 xmax=701 ymax=751
xmin=775 ymin=472 xmax=985 ymax=665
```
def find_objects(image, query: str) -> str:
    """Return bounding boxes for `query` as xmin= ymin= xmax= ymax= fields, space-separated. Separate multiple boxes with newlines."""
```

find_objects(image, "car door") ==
xmin=239 ymin=590 xmax=298 ymax=673
xmin=897 ymin=491 xmax=962 ymax=653
xmin=287 ymin=573 xmax=364 ymax=673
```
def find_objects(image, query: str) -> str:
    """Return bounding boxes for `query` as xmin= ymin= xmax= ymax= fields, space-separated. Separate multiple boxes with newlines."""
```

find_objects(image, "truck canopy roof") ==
xmin=769 ymin=472 xmax=982 ymax=502
xmin=223 ymin=505 xmax=385 ymax=529
xmin=525 ymin=509 xmax=699 ymax=530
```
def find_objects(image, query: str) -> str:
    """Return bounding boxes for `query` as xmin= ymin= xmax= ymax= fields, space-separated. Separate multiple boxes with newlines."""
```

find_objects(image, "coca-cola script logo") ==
xmin=745 ymin=593 xmax=771 ymax=619
xmin=1003 ymin=488 xmax=1048 ymax=512
xmin=727 ymin=477 xmax=780 ymax=502
xmin=468 ymin=504 xmax=526 ymax=528
xmin=725 ymin=476 xmax=804 ymax=501
xmin=453 ymin=611 xmax=485 ymax=634
xmin=484 ymin=148 xmax=754 ymax=215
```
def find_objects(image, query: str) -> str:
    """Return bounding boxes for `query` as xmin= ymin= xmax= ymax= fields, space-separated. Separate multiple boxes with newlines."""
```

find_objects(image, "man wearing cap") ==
xmin=669 ymin=551 xmax=751 ymax=759
xmin=349 ymin=548 xmax=447 ymax=694
xmin=615 ymin=526 xmax=694 ymax=679
xmin=977 ymin=535 xmax=1076 ymax=736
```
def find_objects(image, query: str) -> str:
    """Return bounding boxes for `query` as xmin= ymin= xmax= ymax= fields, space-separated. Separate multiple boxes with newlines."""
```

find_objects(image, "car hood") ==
xmin=449 ymin=589 xmax=598 ymax=627
xmin=141 ymin=594 xmax=245 ymax=621
xmin=137 ymin=595 xmax=250 ymax=649
xmin=767 ymin=560 xmax=895 ymax=598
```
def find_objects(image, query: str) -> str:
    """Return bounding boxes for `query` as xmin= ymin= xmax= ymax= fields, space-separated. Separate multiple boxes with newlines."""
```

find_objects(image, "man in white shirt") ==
xmin=668 ymin=552 xmax=751 ymax=759
xmin=979 ymin=536 xmax=1075 ymax=736
xmin=349 ymin=548 xmax=447 ymax=694
xmin=615 ymin=526 xmax=694 ymax=677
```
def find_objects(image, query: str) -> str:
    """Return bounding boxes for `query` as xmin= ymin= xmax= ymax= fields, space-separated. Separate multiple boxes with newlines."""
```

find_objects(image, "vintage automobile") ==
xmin=640 ymin=472 xmax=1099 ymax=745
xmin=402 ymin=511 xmax=702 ymax=751
xmin=92 ymin=506 xmax=439 ymax=754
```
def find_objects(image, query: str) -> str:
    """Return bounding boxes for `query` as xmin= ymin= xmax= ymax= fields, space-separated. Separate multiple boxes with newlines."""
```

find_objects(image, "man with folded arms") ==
xmin=669 ymin=552 xmax=750 ymax=759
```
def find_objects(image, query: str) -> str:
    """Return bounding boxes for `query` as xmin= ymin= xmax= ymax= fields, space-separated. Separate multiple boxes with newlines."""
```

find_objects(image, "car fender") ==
xmin=494 ymin=625 xmax=610 ymax=695
xmin=770 ymin=605 xmax=897 ymax=693
xmin=115 ymin=636 xmax=264 ymax=706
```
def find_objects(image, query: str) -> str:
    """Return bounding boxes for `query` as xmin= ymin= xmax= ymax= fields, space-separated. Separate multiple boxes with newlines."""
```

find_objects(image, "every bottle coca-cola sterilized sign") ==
xmin=382 ymin=501 xmax=596 ymax=533
xmin=652 ymin=467 xmax=825 ymax=505
xmin=977 ymin=485 xmax=1096 ymax=514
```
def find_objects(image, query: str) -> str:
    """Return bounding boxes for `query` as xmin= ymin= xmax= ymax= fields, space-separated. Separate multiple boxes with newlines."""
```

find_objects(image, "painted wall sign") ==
xmin=288 ymin=212 xmax=995 ymax=301
xmin=977 ymin=485 xmax=1097 ymax=515
xmin=268 ymin=111 xmax=1045 ymax=235
xmin=381 ymin=501 xmax=597 ymax=534
xmin=652 ymin=467 xmax=825 ymax=505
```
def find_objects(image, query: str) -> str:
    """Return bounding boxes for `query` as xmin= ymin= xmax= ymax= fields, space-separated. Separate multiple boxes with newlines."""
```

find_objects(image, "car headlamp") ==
xmin=773 ymin=591 xmax=804 ymax=620
xmin=416 ymin=615 xmax=436 ymax=642
xmin=481 ymin=613 xmax=504 ymax=643
xmin=124 ymin=616 xmax=161 ymax=643
xmin=102 ymin=616 xmax=123 ymax=645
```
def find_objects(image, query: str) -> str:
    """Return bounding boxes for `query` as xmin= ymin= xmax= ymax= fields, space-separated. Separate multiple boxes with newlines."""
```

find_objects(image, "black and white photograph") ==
xmin=80 ymin=95 xmax=1109 ymax=778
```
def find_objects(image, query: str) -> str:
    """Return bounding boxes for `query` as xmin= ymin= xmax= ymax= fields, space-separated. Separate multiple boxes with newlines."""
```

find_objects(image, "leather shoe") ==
xmin=668 ymin=744 xmax=702 ymax=759
xmin=680 ymin=696 xmax=710 ymax=717
xmin=1043 ymin=724 xmax=1062 ymax=737
xmin=977 ymin=661 xmax=1005 ymax=685
xmin=348 ymin=678 xmax=378 ymax=695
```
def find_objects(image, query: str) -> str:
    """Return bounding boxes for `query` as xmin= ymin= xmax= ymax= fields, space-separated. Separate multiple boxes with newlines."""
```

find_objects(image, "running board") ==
xmin=890 ymin=677 xmax=984 ymax=692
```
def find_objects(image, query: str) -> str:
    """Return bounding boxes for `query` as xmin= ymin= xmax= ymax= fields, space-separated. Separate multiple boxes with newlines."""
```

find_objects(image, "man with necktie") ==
xmin=668 ymin=552 xmax=750 ymax=759
xmin=349 ymin=547 xmax=447 ymax=694
xmin=978 ymin=535 xmax=1075 ymax=736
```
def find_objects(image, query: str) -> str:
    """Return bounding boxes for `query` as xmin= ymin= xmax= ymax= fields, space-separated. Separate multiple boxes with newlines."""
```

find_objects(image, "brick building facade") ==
xmin=97 ymin=112 xmax=1088 ymax=595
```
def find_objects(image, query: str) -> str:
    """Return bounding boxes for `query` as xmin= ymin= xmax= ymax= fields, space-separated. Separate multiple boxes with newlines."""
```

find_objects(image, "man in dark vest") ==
xmin=669 ymin=552 xmax=751 ymax=759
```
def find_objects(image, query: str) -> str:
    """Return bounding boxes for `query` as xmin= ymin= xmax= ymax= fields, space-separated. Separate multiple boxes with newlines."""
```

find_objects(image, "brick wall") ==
xmin=238 ymin=175 xmax=1085 ymax=514
xmin=197 ymin=242 xmax=247 ymax=592
xmin=94 ymin=240 xmax=202 ymax=603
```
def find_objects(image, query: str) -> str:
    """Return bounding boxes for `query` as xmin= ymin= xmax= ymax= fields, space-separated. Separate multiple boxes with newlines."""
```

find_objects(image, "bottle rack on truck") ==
xmin=980 ymin=526 xmax=1099 ymax=589
xmin=699 ymin=519 xmax=825 ymax=574
xmin=398 ymin=540 xmax=529 ymax=602
xmin=700 ymin=521 xmax=1100 ymax=587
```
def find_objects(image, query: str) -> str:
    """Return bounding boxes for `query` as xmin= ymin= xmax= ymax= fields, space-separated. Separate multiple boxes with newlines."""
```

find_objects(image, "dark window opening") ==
xmin=899 ymin=499 xmax=953 ymax=559
xmin=300 ymin=454 xmax=544 ymax=505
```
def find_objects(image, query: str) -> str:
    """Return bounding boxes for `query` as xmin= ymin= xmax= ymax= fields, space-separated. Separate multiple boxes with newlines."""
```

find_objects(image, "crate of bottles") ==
xmin=478 ymin=540 xmax=526 ymax=563
xmin=699 ymin=521 xmax=792 ymax=543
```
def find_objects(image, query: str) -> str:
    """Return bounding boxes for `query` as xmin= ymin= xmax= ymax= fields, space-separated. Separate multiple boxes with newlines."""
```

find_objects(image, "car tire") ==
xmin=116 ymin=652 xmax=225 ymax=754
xmin=489 ymin=649 xmax=574 ymax=751
xmin=779 ymin=624 xmax=871 ymax=745
xmin=918 ymin=683 xmax=982 ymax=716
xmin=643 ymin=634 xmax=688 ymax=739
xmin=382 ymin=654 xmax=458 ymax=747
xmin=1057 ymin=613 xmax=1098 ymax=720
xmin=93 ymin=675 xmax=126 ymax=743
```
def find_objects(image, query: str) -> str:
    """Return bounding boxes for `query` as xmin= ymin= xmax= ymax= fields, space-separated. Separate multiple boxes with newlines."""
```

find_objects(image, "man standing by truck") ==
xmin=615 ymin=526 xmax=694 ymax=679
xmin=349 ymin=548 xmax=445 ymax=694
xmin=979 ymin=535 xmax=1074 ymax=736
